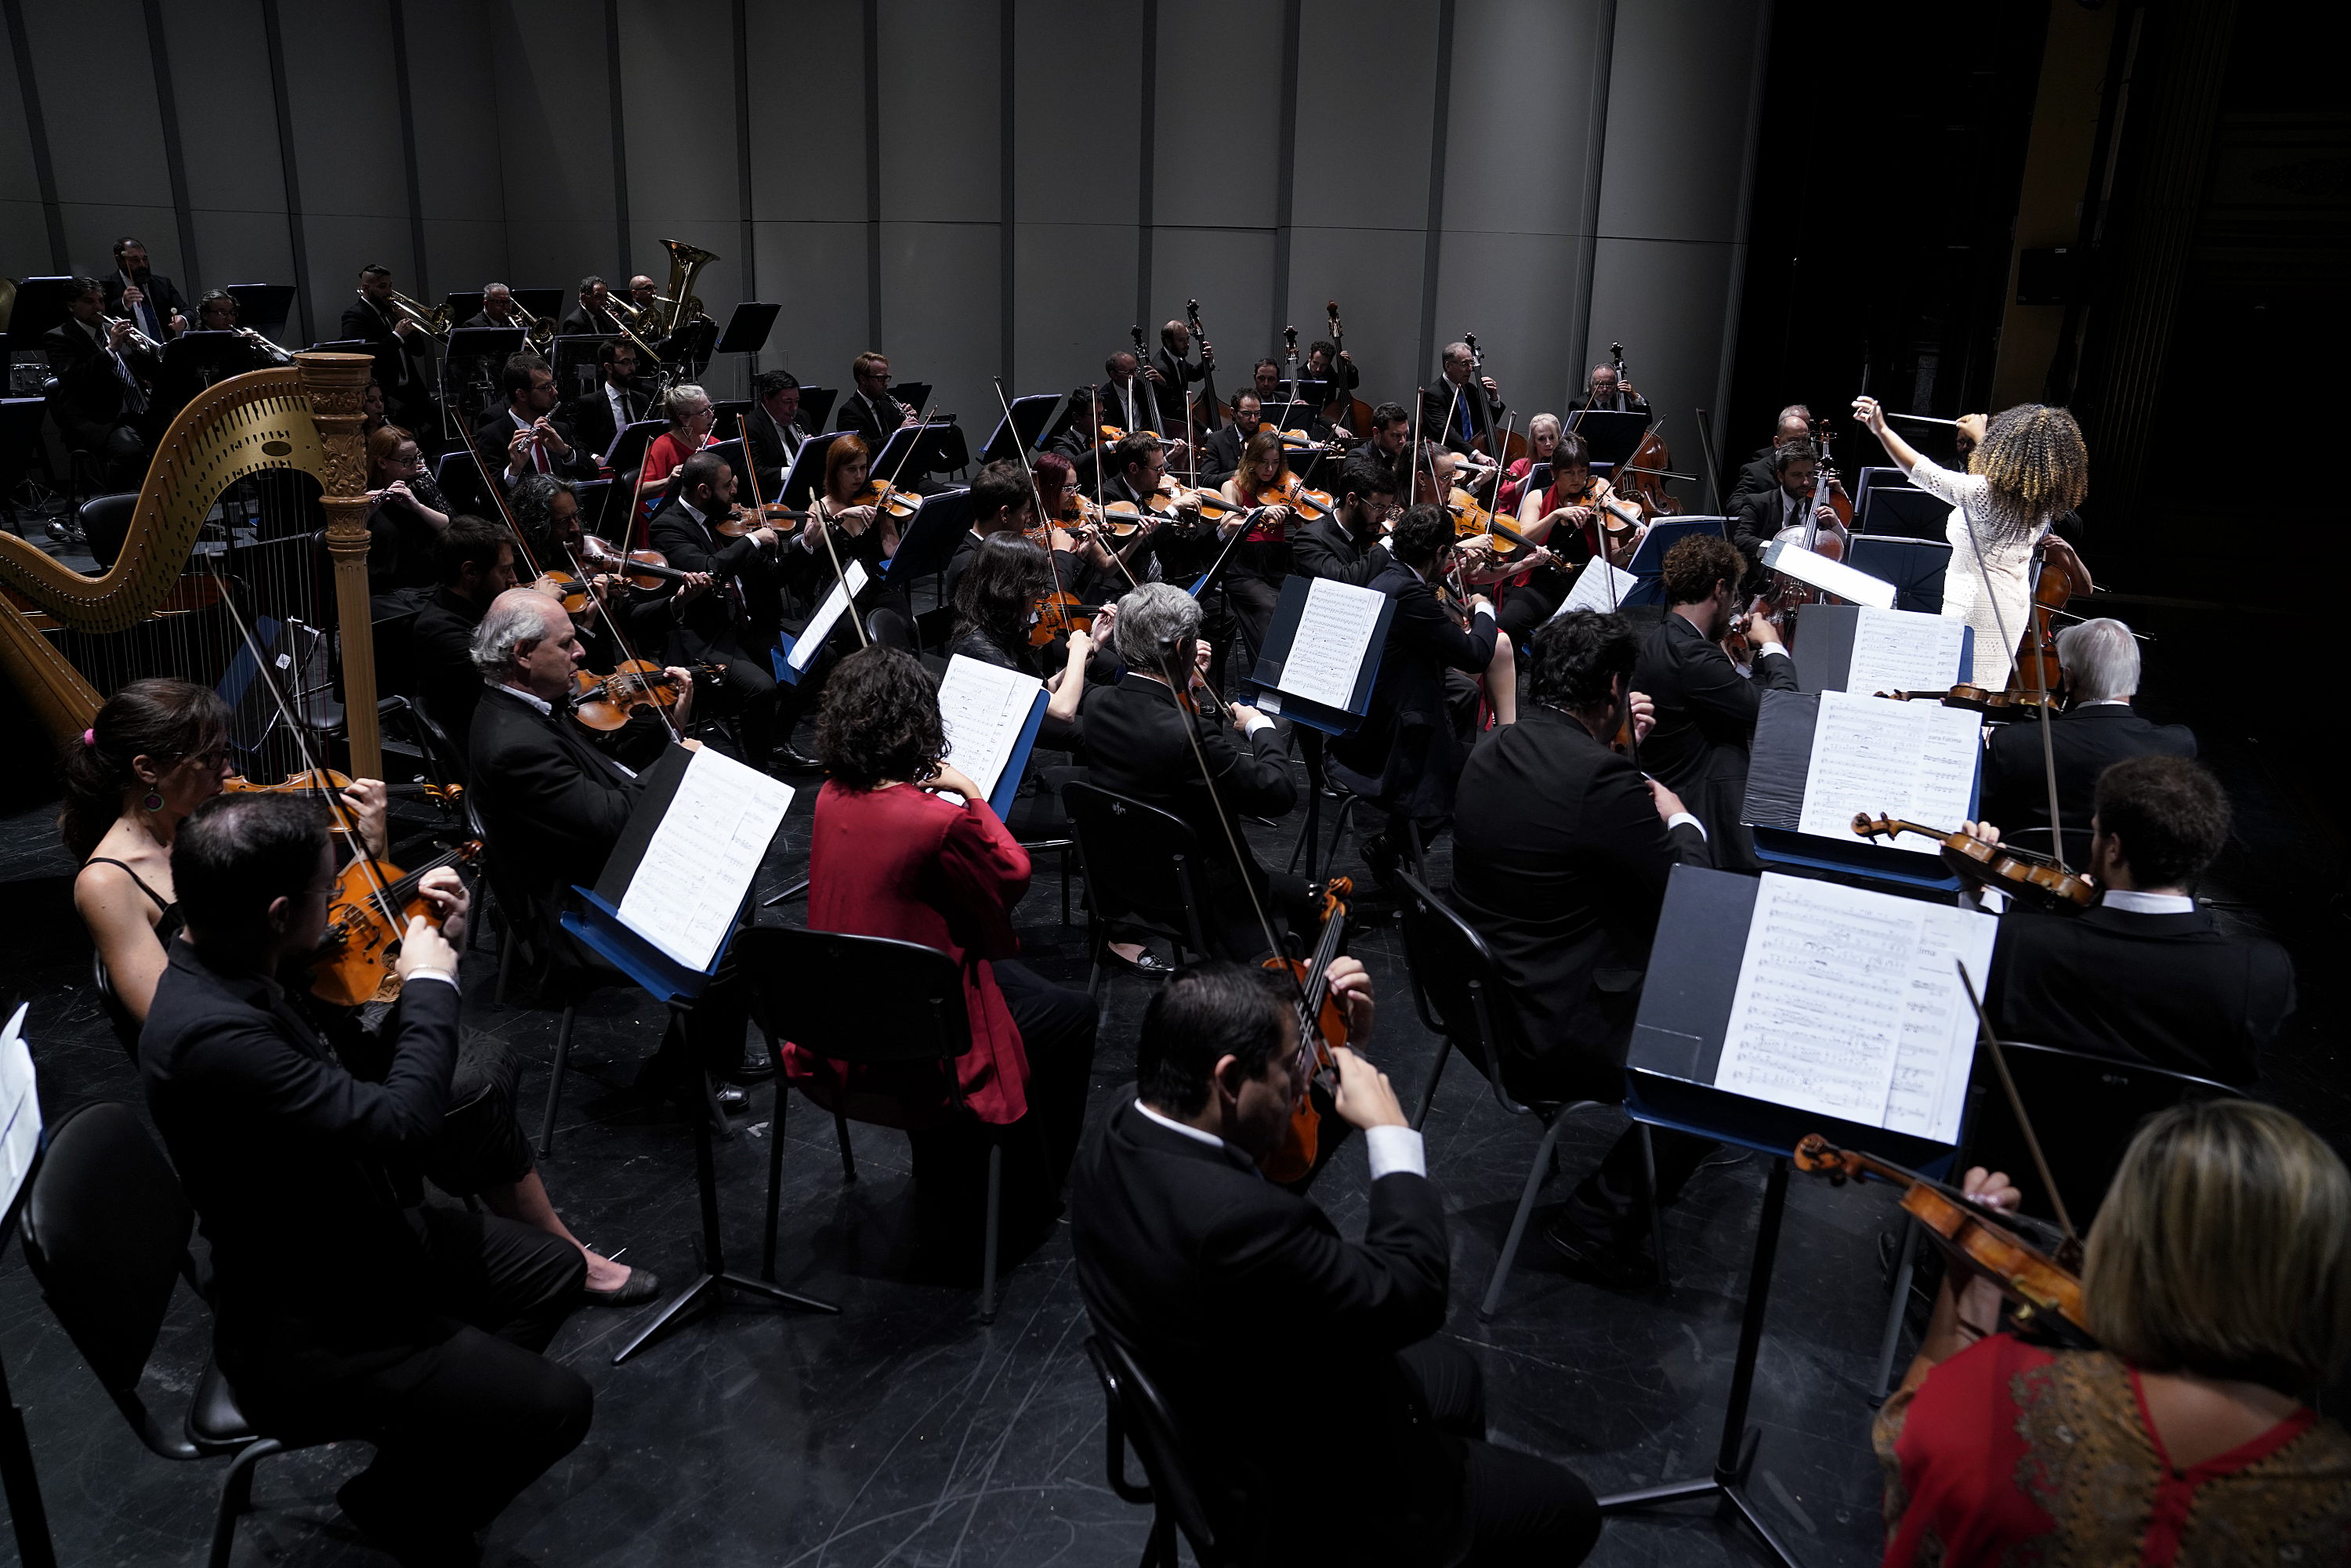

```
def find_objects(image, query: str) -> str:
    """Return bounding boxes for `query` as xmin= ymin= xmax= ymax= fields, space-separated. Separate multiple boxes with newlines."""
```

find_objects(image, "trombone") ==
xmin=386 ymin=288 xmax=452 ymax=343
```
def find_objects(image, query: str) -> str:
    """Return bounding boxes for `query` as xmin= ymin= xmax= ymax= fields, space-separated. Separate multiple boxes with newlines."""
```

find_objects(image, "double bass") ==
xmin=1320 ymin=301 xmax=1375 ymax=437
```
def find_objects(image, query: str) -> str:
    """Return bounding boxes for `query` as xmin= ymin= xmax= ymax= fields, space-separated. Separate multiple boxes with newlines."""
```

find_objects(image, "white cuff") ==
xmin=1364 ymin=1124 xmax=1425 ymax=1181
xmin=404 ymin=968 xmax=458 ymax=991
xmin=1666 ymin=810 xmax=1707 ymax=841
xmin=1244 ymin=713 xmax=1275 ymax=737
xmin=1757 ymin=643 xmax=1789 ymax=659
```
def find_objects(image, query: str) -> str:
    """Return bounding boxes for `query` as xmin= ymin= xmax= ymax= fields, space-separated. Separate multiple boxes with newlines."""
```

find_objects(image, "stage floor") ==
xmin=0 ymin=599 xmax=2337 ymax=1568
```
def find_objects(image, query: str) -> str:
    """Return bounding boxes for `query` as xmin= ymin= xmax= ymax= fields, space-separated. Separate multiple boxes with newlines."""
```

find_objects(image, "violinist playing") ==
xmin=1875 ymin=1102 xmax=2351 ymax=1567
xmin=1494 ymin=411 xmax=1562 ymax=515
xmin=648 ymin=451 xmax=786 ymax=770
xmin=1217 ymin=428 xmax=1302 ymax=666
xmin=947 ymin=534 xmax=1093 ymax=752
xmin=941 ymin=460 xmax=1041 ymax=603
xmin=1853 ymin=397 xmax=2092 ymax=690
xmin=1496 ymin=430 xmax=1625 ymax=641
xmin=1028 ymin=451 xmax=1129 ymax=608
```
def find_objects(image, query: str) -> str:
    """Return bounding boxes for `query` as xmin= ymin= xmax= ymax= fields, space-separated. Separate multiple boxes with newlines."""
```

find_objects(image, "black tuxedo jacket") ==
xmin=1328 ymin=563 xmax=1495 ymax=820
xmin=1723 ymin=447 xmax=1780 ymax=520
xmin=338 ymin=296 xmax=432 ymax=398
xmin=42 ymin=318 xmax=157 ymax=427
xmin=408 ymin=586 xmax=489 ymax=755
xmin=1987 ymin=900 xmax=2291 ymax=1087
xmin=648 ymin=495 xmax=777 ymax=654
xmin=1197 ymin=421 xmax=1251 ymax=487
xmin=1731 ymin=484 xmax=1801 ymax=573
xmin=1633 ymin=613 xmax=1797 ymax=871
xmin=562 ymin=383 xmax=650 ymax=464
xmin=1069 ymin=1100 xmax=1464 ymax=1564
xmin=103 ymin=271 xmax=186 ymax=340
xmin=140 ymin=940 xmax=459 ymax=1371
xmin=473 ymin=407 xmax=596 ymax=483
xmin=1982 ymin=704 xmax=2197 ymax=833
xmin=1418 ymin=378 xmax=1505 ymax=456
xmin=1147 ymin=346 xmax=1209 ymax=429
xmin=1290 ymin=513 xmax=1391 ymax=587
xmin=834 ymin=388 xmax=907 ymax=448
xmin=1452 ymin=708 xmax=1713 ymax=1099
xmin=742 ymin=402 xmax=815 ymax=496
xmin=558 ymin=303 xmax=627 ymax=339
xmin=1093 ymin=378 xmax=1152 ymax=436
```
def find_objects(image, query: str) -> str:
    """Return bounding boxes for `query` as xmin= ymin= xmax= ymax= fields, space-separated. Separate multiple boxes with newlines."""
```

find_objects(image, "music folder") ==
xmin=881 ymin=487 xmax=973 ymax=585
xmin=1742 ymin=688 xmax=1983 ymax=889
xmin=1619 ymin=516 xmax=1727 ymax=607
xmin=1791 ymin=603 xmax=1973 ymax=697
xmin=1562 ymin=407 xmax=1648 ymax=468
xmin=778 ymin=430 xmax=843 ymax=508
xmin=1237 ymin=575 xmax=1396 ymax=735
xmin=715 ymin=302 xmax=780 ymax=356
xmin=936 ymin=654 xmax=1050 ymax=818
xmin=982 ymin=393 xmax=1063 ymax=463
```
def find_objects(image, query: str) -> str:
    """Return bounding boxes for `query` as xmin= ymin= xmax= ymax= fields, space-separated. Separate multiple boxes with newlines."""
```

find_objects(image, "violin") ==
xmin=1794 ymin=1135 xmax=2092 ymax=1346
xmin=568 ymin=660 xmax=723 ymax=731
xmin=1850 ymin=813 xmax=2097 ymax=909
xmin=1259 ymin=876 xmax=1356 ymax=1186
xmin=310 ymin=842 xmax=484 ymax=1008
xmin=1875 ymin=683 xmax=2056 ymax=719
xmin=714 ymin=500 xmax=812 ymax=538
xmin=1320 ymin=300 xmax=1375 ymax=436
xmin=576 ymin=535 xmax=697 ymax=591
xmin=846 ymin=479 xmax=922 ymax=523
xmin=220 ymin=770 xmax=371 ymax=836
xmin=1271 ymin=469 xmax=1334 ymax=525
xmin=1029 ymin=591 xmax=1097 ymax=649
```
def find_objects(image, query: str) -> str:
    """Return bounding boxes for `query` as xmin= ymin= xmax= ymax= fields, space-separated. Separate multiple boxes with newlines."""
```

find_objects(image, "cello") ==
xmin=1461 ymin=332 xmax=1526 ymax=472
xmin=1186 ymin=298 xmax=1227 ymax=433
xmin=1320 ymin=301 xmax=1375 ymax=436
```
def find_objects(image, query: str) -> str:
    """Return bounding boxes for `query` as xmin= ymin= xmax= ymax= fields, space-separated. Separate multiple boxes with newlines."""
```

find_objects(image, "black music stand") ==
xmin=154 ymin=331 xmax=251 ymax=406
xmin=1742 ymin=689 xmax=1977 ymax=891
xmin=4 ymin=278 xmax=74 ymax=349
xmin=445 ymin=291 xmax=484 ymax=324
xmin=223 ymin=284 xmax=296 ymax=339
xmin=1848 ymin=537 xmax=1951 ymax=614
xmin=513 ymin=288 xmax=565 ymax=323
xmin=886 ymin=381 xmax=931 ymax=413
xmin=778 ymin=430 xmax=842 ymax=509
xmin=1565 ymin=407 xmax=1649 ymax=468
xmin=880 ymin=487 xmax=972 ymax=589
xmin=715 ymin=302 xmax=779 ymax=357
xmin=552 ymin=334 xmax=616 ymax=400
xmin=870 ymin=421 xmax=968 ymax=480
xmin=446 ymin=326 xmax=524 ymax=366
xmin=981 ymin=393 xmax=1062 ymax=463
xmin=1620 ymin=516 xmax=1728 ymax=607
xmin=795 ymin=385 xmax=839 ymax=426
xmin=1855 ymin=485 xmax=1948 ymax=541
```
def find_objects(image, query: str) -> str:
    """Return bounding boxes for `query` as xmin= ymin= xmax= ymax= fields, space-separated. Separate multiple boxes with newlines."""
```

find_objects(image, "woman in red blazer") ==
xmin=789 ymin=646 xmax=1097 ymax=1243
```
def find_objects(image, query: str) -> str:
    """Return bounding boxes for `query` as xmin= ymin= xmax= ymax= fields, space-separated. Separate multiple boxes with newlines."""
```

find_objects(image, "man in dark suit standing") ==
xmin=835 ymin=350 xmax=917 ymax=447
xmin=1291 ymin=452 xmax=1397 ymax=588
xmin=102 ymin=237 xmax=187 ymax=343
xmin=645 ymin=452 xmax=784 ymax=768
xmin=1983 ymin=617 xmax=2195 ymax=834
xmin=1454 ymin=610 xmax=1719 ymax=1286
xmin=140 ymin=792 xmax=590 ymax=1566
xmin=1147 ymin=317 xmax=1213 ymax=431
xmin=43 ymin=276 xmax=158 ymax=488
xmin=1978 ymin=755 xmax=2289 ymax=1088
xmin=1070 ymin=961 xmax=1602 ymax=1566
xmin=1418 ymin=340 xmax=1506 ymax=460
xmin=1633 ymin=534 xmax=1793 ymax=871
xmin=407 ymin=516 xmax=518 ymax=758
xmin=340 ymin=264 xmax=438 ymax=436
xmin=561 ymin=339 xmax=648 ymax=468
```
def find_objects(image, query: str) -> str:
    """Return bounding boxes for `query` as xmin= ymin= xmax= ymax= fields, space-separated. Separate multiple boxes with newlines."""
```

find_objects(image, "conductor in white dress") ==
xmin=1851 ymin=397 xmax=2093 ymax=689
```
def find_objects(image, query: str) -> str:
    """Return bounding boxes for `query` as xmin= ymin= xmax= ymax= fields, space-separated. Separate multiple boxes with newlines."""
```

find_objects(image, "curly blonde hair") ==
xmin=1968 ymin=404 xmax=2088 ymax=535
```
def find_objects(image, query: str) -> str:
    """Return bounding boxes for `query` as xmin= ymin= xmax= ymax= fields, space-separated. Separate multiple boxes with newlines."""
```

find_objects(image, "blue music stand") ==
xmin=1621 ymin=516 xmax=1728 ymax=607
xmin=561 ymin=891 xmax=838 ymax=1363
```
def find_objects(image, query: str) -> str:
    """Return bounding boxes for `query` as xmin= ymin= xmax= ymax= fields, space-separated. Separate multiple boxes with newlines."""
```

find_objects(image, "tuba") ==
xmin=0 ymin=355 xmax=389 ymax=778
xmin=654 ymin=239 xmax=717 ymax=335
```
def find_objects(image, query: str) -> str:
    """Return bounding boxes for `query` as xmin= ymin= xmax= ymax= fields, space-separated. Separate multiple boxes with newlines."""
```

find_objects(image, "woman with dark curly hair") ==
xmin=794 ymin=646 xmax=1098 ymax=1244
xmin=948 ymin=533 xmax=1091 ymax=748
xmin=1853 ymin=397 xmax=2093 ymax=688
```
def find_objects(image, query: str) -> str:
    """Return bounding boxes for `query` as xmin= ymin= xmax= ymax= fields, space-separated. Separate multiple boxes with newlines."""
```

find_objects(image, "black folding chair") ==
xmin=1396 ymin=871 xmax=1657 ymax=1319
xmin=75 ymin=491 xmax=136 ymax=570
xmin=1085 ymin=1335 xmax=1227 ymax=1567
xmin=741 ymin=925 xmax=1018 ymax=1321
xmin=1061 ymin=780 xmax=1215 ymax=993
xmin=19 ymin=1103 xmax=349 ymax=1568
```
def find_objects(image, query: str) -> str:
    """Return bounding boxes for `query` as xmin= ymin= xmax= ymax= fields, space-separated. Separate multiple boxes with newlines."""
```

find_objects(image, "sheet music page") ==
xmin=1277 ymin=577 xmax=1385 ymax=711
xmin=936 ymin=654 xmax=1044 ymax=806
xmin=1845 ymin=607 xmax=1968 ymax=696
xmin=617 ymin=747 xmax=795 ymax=972
xmin=1714 ymin=875 xmax=1922 ymax=1124
xmin=1762 ymin=539 xmax=1896 ymax=609
xmin=1796 ymin=690 xmax=1982 ymax=856
xmin=1552 ymin=560 xmax=1640 ymax=618
xmin=1882 ymin=907 xmax=1999 ymax=1143
xmin=788 ymin=559 xmax=871 ymax=672
xmin=0 ymin=1001 xmax=42 ymax=1214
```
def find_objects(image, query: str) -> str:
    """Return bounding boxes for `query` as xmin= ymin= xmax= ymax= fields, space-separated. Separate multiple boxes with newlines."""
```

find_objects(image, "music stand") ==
xmin=1848 ymin=537 xmax=1952 ymax=614
xmin=1565 ymin=407 xmax=1649 ymax=468
xmin=1620 ymin=516 xmax=1728 ymax=607
xmin=552 ymin=334 xmax=616 ymax=400
xmin=795 ymin=386 xmax=839 ymax=426
xmin=886 ymin=380 xmax=932 ymax=412
xmin=879 ymin=487 xmax=972 ymax=588
xmin=715 ymin=302 xmax=779 ymax=357
xmin=444 ymin=291 xmax=484 ymax=324
xmin=1856 ymin=484 xmax=1948 ymax=541
xmin=223 ymin=284 xmax=295 ymax=339
xmin=778 ymin=431 xmax=842 ymax=509
xmin=981 ymin=393 xmax=1063 ymax=463
xmin=603 ymin=418 xmax=666 ymax=478
xmin=870 ymin=421 xmax=967 ymax=480
xmin=513 ymin=288 xmax=565 ymax=323
xmin=4 ymin=279 xmax=73 ymax=349
xmin=445 ymin=326 xmax=524 ymax=366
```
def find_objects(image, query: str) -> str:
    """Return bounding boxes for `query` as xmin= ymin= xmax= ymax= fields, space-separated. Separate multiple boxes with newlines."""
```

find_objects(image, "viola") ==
xmin=1259 ymin=876 xmax=1356 ymax=1186
xmin=310 ymin=842 xmax=484 ymax=1008
xmin=1850 ymin=813 xmax=2097 ymax=909
xmin=1794 ymin=1135 xmax=2092 ymax=1346
xmin=1875 ymin=683 xmax=2056 ymax=719
xmin=568 ymin=660 xmax=723 ymax=731
xmin=531 ymin=570 xmax=592 ymax=617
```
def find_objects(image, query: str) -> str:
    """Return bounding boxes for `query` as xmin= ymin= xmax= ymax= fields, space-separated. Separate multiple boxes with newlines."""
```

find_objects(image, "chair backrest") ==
xmin=1965 ymin=1041 xmax=2237 ymax=1230
xmin=1395 ymin=872 xmax=1527 ymax=1112
xmin=1085 ymin=1335 xmax=1223 ymax=1563
xmin=867 ymin=606 xmax=916 ymax=652
xmin=78 ymin=491 xmax=137 ymax=570
xmin=18 ymin=1101 xmax=204 ymax=1458
xmin=738 ymin=925 xmax=970 ymax=1066
xmin=1061 ymin=780 xmax=1212 ymax=954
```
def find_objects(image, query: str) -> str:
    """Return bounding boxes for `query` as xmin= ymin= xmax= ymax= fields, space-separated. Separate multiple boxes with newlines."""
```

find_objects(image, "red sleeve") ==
xmin=933 ymin=800 xmax=1031 ymax=961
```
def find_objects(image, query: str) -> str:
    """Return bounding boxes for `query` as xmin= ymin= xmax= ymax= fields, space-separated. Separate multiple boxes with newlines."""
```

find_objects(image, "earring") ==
xmin=141 ymin=791 xmax=165 ymax=813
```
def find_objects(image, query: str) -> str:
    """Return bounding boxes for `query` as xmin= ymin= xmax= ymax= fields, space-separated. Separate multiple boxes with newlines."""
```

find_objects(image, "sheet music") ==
xmin=1714 ymin=875 xmax=1921 ymax=1124
xmin=1762 ymin=539 xmax=1896 ymax=609
xmin=617 ymin=747 xmax=795 ymax=972
xmin=0 ymin=1002 xmax=42 ymax=1215
xmin=1882 ymin=907 xmax=2000 ymax=1143
xmin=1277 ymin=577 xmax=1385 ymax=711
xmin=936 ymin=654 xmax=1045 ymax=807
xmin=1795 ymin=690 xmax=1982 ymax=856
xmin=1845 ymin=607 xmax=1968 ymax=697
xmin=788 ymin=559 xmax=870 ymax=673
xmin=1552 ymin=560 xmax=1640 ymax=618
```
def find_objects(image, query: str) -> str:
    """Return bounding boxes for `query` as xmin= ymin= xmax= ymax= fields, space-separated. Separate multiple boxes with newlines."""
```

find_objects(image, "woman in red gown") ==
xmin=786 ymin=646 xmax=1097 ymax=1244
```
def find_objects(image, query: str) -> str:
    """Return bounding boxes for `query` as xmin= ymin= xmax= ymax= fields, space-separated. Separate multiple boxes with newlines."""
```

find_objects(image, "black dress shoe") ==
xmin=581 ymin=1266 xmax=665 ymax=1308
xmin=1105 ymin=947 xmax=1174 ymax=977
xmin=1541 ymin=1215 xmax=1659 ymax=1291
xmin=770 ymin=743 xmax=825 ymax=773
xmin=337 ymin=1474 xmax=482 ymax=1566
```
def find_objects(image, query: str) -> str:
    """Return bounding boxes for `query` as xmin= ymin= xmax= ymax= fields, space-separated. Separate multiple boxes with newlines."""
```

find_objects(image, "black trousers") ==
xmin=1397 ymin=1340 xmax=1602 ymax=1566
xmin=410 ymin=1040 xmax=534 ymax=1198
xmin=1557 ymin=1124 xmax=1718 ymax=1246
xmin=1205 ymin=869 xmax=1320 ymax=965
xmin=231 ymin=1208 xmax=591 ymax=1545
xmin=1495 ymin=569 xmax=1570 ymax=646
xmin=1223 ymin=556 xmax=1284 ymax=674
xmin=697 ymin=647 xmax=778 ymax=762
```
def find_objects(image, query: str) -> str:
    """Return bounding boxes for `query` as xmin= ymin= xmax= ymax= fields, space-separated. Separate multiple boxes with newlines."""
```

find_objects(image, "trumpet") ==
xmin=102 ymin=313 xmax=164 ymax=356
xmin=386 ymin=288 xmax=451 ymax=342
xmin=236 ymin=325 xmax=294 ymax=366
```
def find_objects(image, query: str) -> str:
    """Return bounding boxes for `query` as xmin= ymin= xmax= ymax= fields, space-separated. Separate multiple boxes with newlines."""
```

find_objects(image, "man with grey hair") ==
xmin=1079 ymin=583 xmax=1315 ymax=965
xmin=1983 ymin=615 xmax=2195 ymax=833
xmin=1417 ymin=340 xmax=1505 ymax=465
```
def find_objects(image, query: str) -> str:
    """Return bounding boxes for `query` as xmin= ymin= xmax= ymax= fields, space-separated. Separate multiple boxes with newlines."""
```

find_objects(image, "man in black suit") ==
xmin=459 ymin=282 xmax=531 ymax=334
xmin=340 ymin=264 xmax=438 ymax=435
xmin=473 ymin=354 xmax=594 ymax=488
xmin=101 ymin=237 xmax=187 ymax=343
xmin=835 ymin=349 xmax=918 ymax=447
xmin=1070 ymin=961 xmax=1602 ymax=1566
xmin=1578 ymin=360 xmax=1649 ymax=416
xmin=1632 ymin=533 xmax=1793 ymax=871
xmin=1291 ymin=452 xmax=1396 ymax=587
xmin=561 ymin=339 xmax=647 ymax=468
xmin=1196 ymin=389 xmax=1262 ymax=487
xmin=1454 ymin=610 xmax=1719 ymax=1285
xmin=1978 ymin=755 xmax=2290 ymax=1087
xmin=1147 ymin=317 xmax=1213 ymax=431
xmin=1329 ymin=503 xmax=1517 ymax=878
xmin=1722 ymin=405 xmax=1813 ymax=518
xmin=1079 ymin=582 xmax=1310 ymax=961
xmin=743 ymin=369 xmax=817 ymax=497
xmin=1730 ymin=441 xmax=1843 ymax=585
xmin=1418 ymin=340 xmax=1506 ymax=460
xmin=1983 ymin=617 xmax=2195 ymax=833
xmin=407 ymin=516 xmax=519 ymax=758
xmin=42 ymin=276 xmax=158 ymax=488
xmin=141 ymin=793 xmax=591 ymax=1565
xmin=1349 ymin=400 xmax=1413 ymax=470
xmin=645 ymin=452 xmax=784 ymax=768
xmin=557 ymin=274 xmax=628 ymax=339
xmin=1092 ymin=350 xmax=1156 ymax=442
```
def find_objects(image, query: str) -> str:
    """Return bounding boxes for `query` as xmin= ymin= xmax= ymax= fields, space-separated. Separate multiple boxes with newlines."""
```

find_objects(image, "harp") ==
xmin=0 ymin=352 xmax=386 ymax=778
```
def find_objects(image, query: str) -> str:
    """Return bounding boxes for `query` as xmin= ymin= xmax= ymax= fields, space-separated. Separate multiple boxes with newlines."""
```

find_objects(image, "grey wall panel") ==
xmin=1151 ymin=226 xmax=1276 ymax=369
xmin=877 ymin=220 xmax=998 ymax=429
xmin=743 ymin=0 xmax=864 ymax=223
xmin=20 ymin=0 xmax=174 ymax=277
xmin=276 ymin=2 xmax=411 ymax=322
xmin=1290 ymin=0 xmax=1438 ymax=234
xmin=494 ymin=0 xmax=618 ymax=287
xmin=1429 ymin=230 xmax=1585 ymax=416
xmin=0 ymin=203 xmax=50 ymax=288
xmin=1012 ymin=222 xmax=1137 ymax=398
xmin=1586 ymin=234 xmax=1736 ymax=491
xmin=1444 ymin=0 xmax=1608 ymax=237
xmin=753 ymin=218 xmax=869 ymax=395
xmin=1595 ymin=0 xmax=1762 ymax=245
xmin=421 ymin=219 xmax=515 ymax=305
xmin=189 ymin=212 xmax=295 ymax=319
xmin=1281 ymin=227 xmax=1425 ymax=407
xmin=404 ymin=0 xmax=509 ymax=294
xmin=1012 ymin=0 xmax=1140 ymax=226
xmin=0 ymin=24 xmax=35 ymax=207
xmin=876 ymin=0 xmax=998 ymax=225
xmin=615 ymin=0 xmax=746 ymax=387
xmin=1151 ymin=0 xmax=1282 ymax=232
xmin=158 ymin=0 xmax=287 ymax=296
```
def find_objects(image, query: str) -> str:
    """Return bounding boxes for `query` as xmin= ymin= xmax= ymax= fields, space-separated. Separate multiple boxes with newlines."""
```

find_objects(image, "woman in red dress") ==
xmin=633 ymin=382 xmax=714 ymax=544
xmin=786 ymin=646 xmax=1097 ymax=1242
xmin=1877 ymin=1099 xmax=2351 ymax=1566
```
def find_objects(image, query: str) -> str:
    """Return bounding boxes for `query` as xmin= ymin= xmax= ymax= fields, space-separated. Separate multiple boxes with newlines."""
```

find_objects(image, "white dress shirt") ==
xmin=1132 ymin=1099 xmax=1425 ymax=1180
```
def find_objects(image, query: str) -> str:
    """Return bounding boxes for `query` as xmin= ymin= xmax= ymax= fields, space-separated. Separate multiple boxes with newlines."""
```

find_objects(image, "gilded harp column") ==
xmin=296 ymin=352 xmax=385 ymax=780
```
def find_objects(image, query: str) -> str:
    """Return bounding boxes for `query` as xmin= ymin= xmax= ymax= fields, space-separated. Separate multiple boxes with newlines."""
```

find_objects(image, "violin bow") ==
xmin=1955 ymin=959 xmax=2080 ymax=1248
